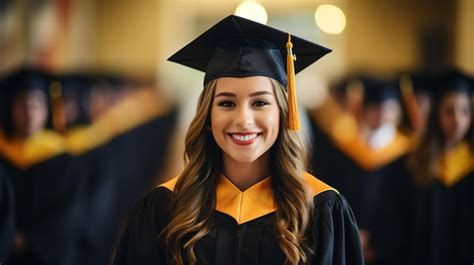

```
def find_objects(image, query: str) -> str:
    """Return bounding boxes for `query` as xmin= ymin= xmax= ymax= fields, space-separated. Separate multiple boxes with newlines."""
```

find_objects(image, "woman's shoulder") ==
xmin=128 ymin=183 xmax=175 ymax=222
xmin=114 ymin=183 xmax=174 ymax=265
xmin=157 ymin=175 xmax=179 ymax=191
xmin=303 ymin=172 xmax=350 ymax=209
xmin=137 ymin=175 xmax=178 ymax=203
xmin=303 ymin=172 xmax=338 ymax=197
xmin=303 ymin=173 xmax=364 ymax=264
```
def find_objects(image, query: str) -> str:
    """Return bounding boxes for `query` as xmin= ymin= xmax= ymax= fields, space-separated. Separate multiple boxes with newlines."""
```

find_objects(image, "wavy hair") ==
xmin=161 ymin=78 xmax=313 ymax=265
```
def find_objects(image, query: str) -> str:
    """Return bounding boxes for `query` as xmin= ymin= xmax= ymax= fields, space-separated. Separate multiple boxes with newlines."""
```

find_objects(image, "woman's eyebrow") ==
xmin=249 ymin=91 xmax=272 ymax=97
xmin=215 ymin=92 xmax=236 ymax=98
xmin=214 ymin=91 xmax=272 ymax=98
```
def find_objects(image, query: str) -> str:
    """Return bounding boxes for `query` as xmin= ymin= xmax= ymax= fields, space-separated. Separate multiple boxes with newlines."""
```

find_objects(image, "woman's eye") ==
xmin=253 ymin=100 xmax=269 ymax=107
xmin=217 ymin=101 xmax=235 ymax=108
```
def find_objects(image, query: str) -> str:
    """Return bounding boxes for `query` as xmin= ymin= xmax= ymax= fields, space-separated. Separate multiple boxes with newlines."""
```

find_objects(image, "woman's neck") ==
xmin=222 ymin=152 xmax=270 ymax=191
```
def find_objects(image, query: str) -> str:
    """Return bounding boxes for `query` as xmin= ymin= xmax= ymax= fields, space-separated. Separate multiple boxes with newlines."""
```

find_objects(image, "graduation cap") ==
xmin=0 ymin=66 xmax=51 ymax=117
xmin=1 ymin=67 xmax=51 ymax=96
xmin=0 ymin=66 xmax=52 ymax=134
xmin=355 ymin=76 xmax=398 ymax=105
xmin=168 ymin=15 xmax=331 ymax=130
xmin=434 ymin=68 xmax=472 ymax=99
xmin=410 ymin=72 xmax=435 ymax=96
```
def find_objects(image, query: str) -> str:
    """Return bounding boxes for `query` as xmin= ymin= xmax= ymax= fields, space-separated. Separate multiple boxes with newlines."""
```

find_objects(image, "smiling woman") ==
xmin=113 ymin=15 xmax=364 ymax=265
xmin=211 ymin=77 xmax=280 ymax=188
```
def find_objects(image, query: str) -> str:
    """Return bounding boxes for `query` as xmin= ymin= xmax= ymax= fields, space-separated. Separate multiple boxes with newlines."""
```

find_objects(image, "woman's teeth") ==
xmin=231 ymin=133 xmax=257 ymax=141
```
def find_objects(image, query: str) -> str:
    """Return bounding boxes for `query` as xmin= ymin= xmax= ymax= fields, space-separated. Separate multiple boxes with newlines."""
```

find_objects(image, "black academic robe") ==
xmin=372 ymin=153 xmax=474 ymax=265
xmin=308 ymin=119 xmax=407 ymax=231
xmin=113 ymin=173 xmax=364 ymax=265
xmin=0 ymin=131 xmax=83 ymax=265
xmin=69 ymin=109 xmax=177 ymax=265
xmin=0 ymin=164 xmax=15 ymax=262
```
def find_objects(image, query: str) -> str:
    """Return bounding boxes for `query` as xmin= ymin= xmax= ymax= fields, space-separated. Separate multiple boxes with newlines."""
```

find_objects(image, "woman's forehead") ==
xmin=214 ymin=76 xmax=274 ymax=95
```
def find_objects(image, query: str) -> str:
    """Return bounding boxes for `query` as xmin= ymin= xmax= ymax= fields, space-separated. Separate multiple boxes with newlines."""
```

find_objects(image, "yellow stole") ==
xmin=0 ymin=130 xmax=66 ymax=169
xmin=65 ymin=87 xmax=171 ymax=156
xmin=160 ymin=172 xmax=336 ymax=225
xmin=65 ymin=125 xmax=110 ymax=155
xmin=438 ymin=141 xmax=474 ymax=187
xmin=310 ymin=96 xmax=412 ymax=171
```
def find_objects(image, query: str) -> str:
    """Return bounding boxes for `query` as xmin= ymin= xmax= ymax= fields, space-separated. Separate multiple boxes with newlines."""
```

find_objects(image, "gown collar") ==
xmin=438 ymin=141 xmax=474 ymax=187
xmin=0 ymin=130 xmax=65 ymax=169
xmin=159 ymin=171 xmax=335 ymax=225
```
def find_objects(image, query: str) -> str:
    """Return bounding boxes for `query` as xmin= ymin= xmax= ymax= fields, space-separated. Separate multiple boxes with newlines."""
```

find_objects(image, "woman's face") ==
xmin=438 ymin=91 xmax=471 ymax=145
xmin=11 ymin=90 xmax=48 ymax=138
xmin=363 ymin=99 xmax=400 ymax=130
xmin=211 ymin=76 xmax=280 ymax=164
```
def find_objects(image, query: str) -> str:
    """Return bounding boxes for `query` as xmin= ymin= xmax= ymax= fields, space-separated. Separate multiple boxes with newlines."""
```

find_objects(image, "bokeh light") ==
xmin=235 ymin=0 xmax=268 ymax=25
xmin=315 ymin=4 xmax=346 ymax=35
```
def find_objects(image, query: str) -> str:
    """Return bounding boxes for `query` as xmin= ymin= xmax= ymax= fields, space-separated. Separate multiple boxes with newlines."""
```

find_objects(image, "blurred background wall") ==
xmin=2 ymin=0 xmax=472 ymax=93
xmin=1 ymin=0 xmax=473 ymax=174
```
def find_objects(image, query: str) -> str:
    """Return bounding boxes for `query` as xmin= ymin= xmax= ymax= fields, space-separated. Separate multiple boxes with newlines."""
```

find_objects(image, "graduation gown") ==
xmin=65 ymin=104 xmax=176 ymax=264
xmin=372 ymin=142 xmax=474 ymax=265
xmin=0 ymin=130 xmax=83 ymax=265
xmin=308 ymin=115 xmax=410 ymax=231
xmin=113 ymin=172 xmax=364 ymax=265
xmin=0 ymin=164 xmax=15 ymax=262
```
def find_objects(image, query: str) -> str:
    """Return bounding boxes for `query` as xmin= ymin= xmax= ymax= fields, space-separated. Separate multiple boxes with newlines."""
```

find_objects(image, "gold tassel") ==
xmin=286 ymin=33 xmax=300 ymax=130
xmin=49 ymin=81 xmax=67 ymax=134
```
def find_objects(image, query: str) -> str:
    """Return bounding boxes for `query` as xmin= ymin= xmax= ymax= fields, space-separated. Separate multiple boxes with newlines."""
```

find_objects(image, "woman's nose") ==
xmin=235 ymin=106 xmax=254 ymax=128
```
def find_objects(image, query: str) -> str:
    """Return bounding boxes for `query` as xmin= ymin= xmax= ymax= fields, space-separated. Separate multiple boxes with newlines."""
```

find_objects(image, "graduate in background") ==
xmin=308 ymin=76 xmax=411 ymax=263
xmin=0 ymin=76 xmax=15 ymax=263
xmin=0 ymin=67 xmax=83 ymax=265
xmin=55 ymin=73 xmax=94 ymax=131
xmin=114 ymin=15 xmax=363 ymax=265
xmin=372 ymin=70 xmax=474 ymax=265
xmin=61 ymin=72 xmax=177 ymax=265
xmin=0 ymin=162 xmax=15 ymax=262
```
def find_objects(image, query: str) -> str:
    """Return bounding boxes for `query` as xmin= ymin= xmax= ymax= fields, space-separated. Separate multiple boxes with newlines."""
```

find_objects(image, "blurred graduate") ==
xmin=0 ymin=67 xmax=83 ymax=265
xmin=0 ymin=162 xmax=15 ymax=262
xmin=372 ymin=69 xmax=474 ymax=265
xmin=61 ymin=72 xmax=177 ymax=264
xmin=308 ymin=76 xmax=411 ymax=262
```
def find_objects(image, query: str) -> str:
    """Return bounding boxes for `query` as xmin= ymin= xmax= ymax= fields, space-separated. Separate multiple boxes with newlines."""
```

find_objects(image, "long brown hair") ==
xmin=161 ymin=78 xmax=313 ymax=265
xmin=407 ymin=87 xmax=473 ymax=186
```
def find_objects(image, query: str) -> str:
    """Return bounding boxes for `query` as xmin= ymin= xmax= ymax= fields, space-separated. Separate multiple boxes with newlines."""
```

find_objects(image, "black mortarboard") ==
xmin=1 ymin=67 xmax=50 ymax=96
xmin=168 ymin=15 xmax=331 ymax=130
xmin=434 ymin=68 xmax=472 ymax=99
xmin=0 ymin=66 xmax=52 ymax=134
xmin=410 ymin=72 xmax=435 ymax=96
xmin=358 ymin=76 xmax=398 ymax=105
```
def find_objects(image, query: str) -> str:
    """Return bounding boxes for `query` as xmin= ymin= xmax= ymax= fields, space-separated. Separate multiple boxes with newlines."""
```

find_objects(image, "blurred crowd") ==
xmin=1 ymin=64 xmax=473 ymax=265
xmin=0 ymin=66 xmax=177 ymax=265
xmin=308 ymin=68 xmax=474 ymax=265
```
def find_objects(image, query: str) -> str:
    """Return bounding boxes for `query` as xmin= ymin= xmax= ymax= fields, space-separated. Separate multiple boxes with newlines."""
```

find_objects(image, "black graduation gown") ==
xmin=309 ymin=118 xmax=409 ymax=231
xmin=0 ymin=131 xmax=83 ymax=265
xmin=0 ymin=164 xmax=15 ymax=262
xmin=113 ymin=173 xmax=364 ymax=265
xmin=372 ymin=146 xmax=474 ymax=265
xmin=66 ymin=108 xmax=177 ymax=265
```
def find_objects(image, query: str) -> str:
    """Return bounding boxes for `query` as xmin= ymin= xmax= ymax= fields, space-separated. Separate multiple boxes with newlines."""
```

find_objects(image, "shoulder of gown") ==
xmin=113 ymin=187 xmax=173 ymax=265
xmin=310 ymin=188 xmax=365 ymax=265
